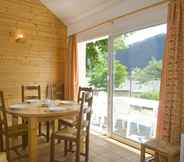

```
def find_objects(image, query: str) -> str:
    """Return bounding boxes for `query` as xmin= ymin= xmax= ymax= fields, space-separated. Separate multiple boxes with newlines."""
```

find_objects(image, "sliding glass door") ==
xmin=78 ymin=24 xmax=166 ymax=146
xmin=109 ymin=24 xmax=166 ymax=144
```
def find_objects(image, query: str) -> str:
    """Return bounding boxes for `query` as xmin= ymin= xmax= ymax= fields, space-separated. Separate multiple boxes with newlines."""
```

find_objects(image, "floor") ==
xmin=12 ymin=133 xmax=140 ymax=162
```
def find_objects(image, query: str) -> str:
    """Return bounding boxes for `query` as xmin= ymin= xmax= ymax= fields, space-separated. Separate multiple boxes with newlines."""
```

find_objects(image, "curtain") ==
xmin=157 ymin=0 xmax=184 ymax=145
xmin=64 ymin=34 xmax=79 ymax=101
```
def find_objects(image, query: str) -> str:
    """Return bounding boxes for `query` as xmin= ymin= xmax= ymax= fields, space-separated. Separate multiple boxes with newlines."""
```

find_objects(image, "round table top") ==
xmin=6 ymin=101 xmax=80 ymax=118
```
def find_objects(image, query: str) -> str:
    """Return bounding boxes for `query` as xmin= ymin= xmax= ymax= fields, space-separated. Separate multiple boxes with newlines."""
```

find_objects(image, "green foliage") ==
xmin=86 ymin=39 xmax=107 ymax=73
xmin=88 ymin=61 xmax=108 ymax=89
xmin=139 ymin=91 xmax=160 ymax=100
xmin=86 ymin=38 xmax=128 ymax=89
xmin=113 ymin=60 xmax=128 ymax=88
xmin=113 ymin=36 xmax=128 ymax=53
xmin=132 ymin=57 xmax=162 ymax=83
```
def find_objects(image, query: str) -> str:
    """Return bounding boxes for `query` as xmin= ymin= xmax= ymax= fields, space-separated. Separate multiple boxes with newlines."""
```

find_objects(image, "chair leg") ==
xmin=0 ymin=134 xmax=3 ymax=152
xmin=39 ymin=123 xmax=42 ymax=136
xmin=50 ymin=135 xmax=55 ymax=162
xmin=22 ymin=134 xmax=28 ymax=149
xmin=75 ymin=141 xmax=80 ymax=162
xmin=46 ymin=121 xmax=50 ymax=142
xmin=69 ymin=141 xmax=73 ymax=152
xmin=5 ymin=137 xmax=11 ymax=162
xmin=140 ymin=144 xmax=145 ymax=162
xmin=85 ymin=137 xmax=89 ymax=162
xmin=22 ymin=118 xmax=28 ymax=148
xmin=64 ymin=140 xmax=68 ymax=156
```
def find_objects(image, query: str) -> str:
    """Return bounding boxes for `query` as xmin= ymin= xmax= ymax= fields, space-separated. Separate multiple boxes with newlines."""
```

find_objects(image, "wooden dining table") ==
xmin=6 ymin=101 xmax=80 ymax=162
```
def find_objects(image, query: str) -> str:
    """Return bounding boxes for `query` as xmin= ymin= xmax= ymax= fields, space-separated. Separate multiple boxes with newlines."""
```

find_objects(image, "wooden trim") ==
xmin=75 ymin=0 xmax=169 ymax=35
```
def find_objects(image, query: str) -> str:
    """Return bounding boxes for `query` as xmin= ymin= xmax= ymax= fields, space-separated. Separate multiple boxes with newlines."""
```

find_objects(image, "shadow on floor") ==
xmin=11 ymin=133 xmax=140 ymax=162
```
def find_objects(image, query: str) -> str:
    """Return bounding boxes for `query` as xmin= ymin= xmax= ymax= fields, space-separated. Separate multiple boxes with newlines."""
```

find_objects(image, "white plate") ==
xmin=10 ymin=104 xmax=29 ymax=110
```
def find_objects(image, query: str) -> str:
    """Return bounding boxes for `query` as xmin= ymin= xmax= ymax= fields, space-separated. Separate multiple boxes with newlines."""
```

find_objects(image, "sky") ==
xmin=125 ymin=24 xmax=167 ymax=45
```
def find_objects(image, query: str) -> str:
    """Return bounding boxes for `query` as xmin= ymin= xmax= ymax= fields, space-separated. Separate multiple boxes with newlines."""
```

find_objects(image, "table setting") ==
xmin=8 ymin=99 xmax=78 ymax=113
xmin=5 ymin=99 xmax=80 ymax=162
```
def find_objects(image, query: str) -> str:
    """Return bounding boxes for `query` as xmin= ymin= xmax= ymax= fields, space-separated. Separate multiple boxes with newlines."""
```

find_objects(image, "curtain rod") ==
xmin=75 ymin=0 xmax=169 ymax=35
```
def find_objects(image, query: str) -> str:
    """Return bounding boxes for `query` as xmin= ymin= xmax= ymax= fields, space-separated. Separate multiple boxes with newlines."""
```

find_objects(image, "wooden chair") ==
xmin=0 ymin=91 xmax=28 ymax=162
xmin=140 ymin=138 xmax=180 ymax=162
xmin=21 ymin=85 xmax=41 ymax=103
xmin=77 ymin=87 xmax=93 ymax=103
xmin=50 ymin=92 xmax=93 ymax=162
xmin=58 ymin=87 xmax=93 ymax=128
xmin=46 ymin=83 xmax=64 ymax=100
xmin=21 ymin=85 xmax=50 ymax=142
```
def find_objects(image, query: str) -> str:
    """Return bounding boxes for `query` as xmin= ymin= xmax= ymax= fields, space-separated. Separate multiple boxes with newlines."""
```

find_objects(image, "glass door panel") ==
xmin=81 ymin=38 xmax=108 ymax=134
xmin=111 ymin=24 xmax=166 ymax=143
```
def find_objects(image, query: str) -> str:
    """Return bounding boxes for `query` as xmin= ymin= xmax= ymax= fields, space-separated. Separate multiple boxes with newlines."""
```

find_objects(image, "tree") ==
xmin=113 ymin=60 xmax=128 ymax=88
xmin=86 ymin=39 xmax=107 ymax=73
xmin=88 ymin=58 xmax=108 ymax=89
xmin=86 ymin=38 xmax=128 ymax=90
xmin=132 ymin=57 xmax=162 ymax=83
xmin=113 ymin=35 xmax=128 ymax=53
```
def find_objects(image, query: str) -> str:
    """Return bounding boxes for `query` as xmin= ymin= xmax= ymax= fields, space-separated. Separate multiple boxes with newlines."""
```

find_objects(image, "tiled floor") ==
xmin=88 ymin=134 xmax=140 ymax=162
xmin=13 ymin=133 xmax=140 ymax=162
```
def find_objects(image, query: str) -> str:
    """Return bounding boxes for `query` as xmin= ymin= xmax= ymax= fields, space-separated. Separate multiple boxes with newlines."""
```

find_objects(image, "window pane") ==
xmin=112 ymin=24 xmax=167 ymax=143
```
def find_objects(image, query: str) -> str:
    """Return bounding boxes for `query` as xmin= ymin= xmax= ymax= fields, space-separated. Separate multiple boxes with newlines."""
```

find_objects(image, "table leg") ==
xmin=51 ymin=120 xmax=58 ymax=134
xmin=28 ymin=118 xmax=38 ymax=162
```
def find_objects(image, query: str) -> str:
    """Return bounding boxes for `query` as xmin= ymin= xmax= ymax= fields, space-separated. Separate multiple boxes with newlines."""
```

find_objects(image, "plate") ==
xmin=9 ymin=104 xmax=29 ymax=110
xmin=58 ymin=100 xmax=75 ymax=105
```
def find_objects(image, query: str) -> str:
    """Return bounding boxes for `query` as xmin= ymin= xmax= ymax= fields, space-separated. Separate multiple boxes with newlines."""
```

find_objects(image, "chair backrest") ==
xmin=0 ymin=91 xmax=8 ymax=133
xmin=77 ymin=87 xmax=93 ymax=103
xmin=77 ymin=91 xmax=93 ymax=139
xmin=21 ymin=85 xmax=41 ymax=102
xmin=46 ymin=83 xmax=64 ymax=100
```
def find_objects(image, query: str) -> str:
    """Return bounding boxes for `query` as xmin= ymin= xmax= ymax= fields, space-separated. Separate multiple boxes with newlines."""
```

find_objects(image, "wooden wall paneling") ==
xmin=0 ymin=0 xmax=67 ymax=105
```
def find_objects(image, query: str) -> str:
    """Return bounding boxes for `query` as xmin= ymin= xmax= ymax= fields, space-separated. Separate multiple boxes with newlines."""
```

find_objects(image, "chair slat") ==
xmin=24 ymin=85 xmax=40 ymax=90
xmin=24 ymin=96 xmax=40 ymax=100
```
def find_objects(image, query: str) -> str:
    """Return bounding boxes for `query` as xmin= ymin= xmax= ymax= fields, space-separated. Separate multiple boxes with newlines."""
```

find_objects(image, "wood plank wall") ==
xmin=0 ymin=0 xmax=67 ymax=105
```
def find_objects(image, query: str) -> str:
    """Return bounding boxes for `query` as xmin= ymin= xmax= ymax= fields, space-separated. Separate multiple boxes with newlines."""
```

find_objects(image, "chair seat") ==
xmin=0 ymin=152 xmax=7 ymax=161
xmin=54 ymin=127 xmax=86 ymax=141
xmin=59 ymin=116 xmax=78 ymax=127
xmin=143 ymin=139 xmax=180 ymax=156
xmin=2 ymin=124 xmax=28 ymax=137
